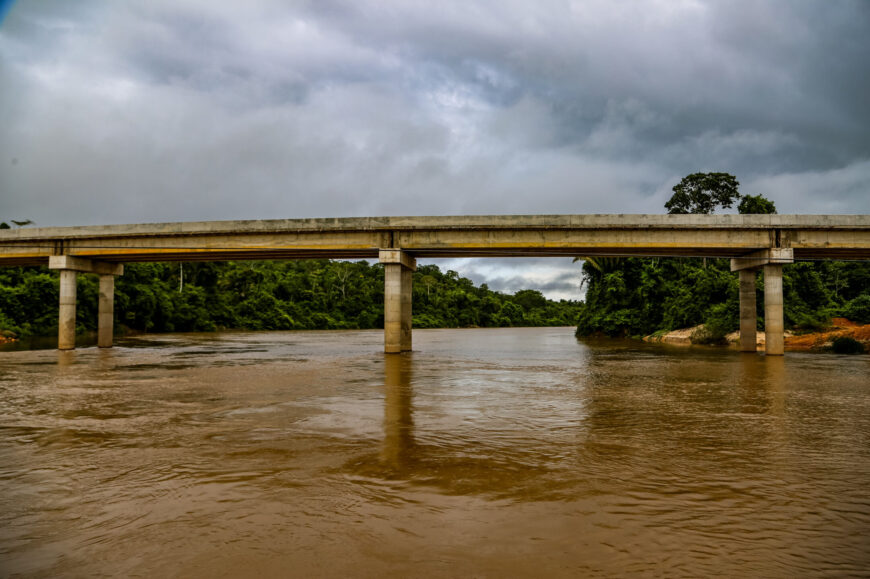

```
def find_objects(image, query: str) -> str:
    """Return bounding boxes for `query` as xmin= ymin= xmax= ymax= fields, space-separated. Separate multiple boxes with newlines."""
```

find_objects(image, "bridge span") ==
xmin=2 ymin=214 xmax=869 ymax=355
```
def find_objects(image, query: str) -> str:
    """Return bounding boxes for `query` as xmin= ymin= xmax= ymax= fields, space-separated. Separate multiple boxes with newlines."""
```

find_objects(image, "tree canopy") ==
xmin=738 ymin=194 xmax=777 ymax=215
xmin=665 ymin=172 xmax=741 ymax=215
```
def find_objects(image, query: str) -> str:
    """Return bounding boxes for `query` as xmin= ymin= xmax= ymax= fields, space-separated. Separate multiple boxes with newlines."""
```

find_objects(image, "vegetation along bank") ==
xmin=575 ymin=173 xmax=870 ymax=352
xmin=0 ymin=260 xmax=581 ymax=339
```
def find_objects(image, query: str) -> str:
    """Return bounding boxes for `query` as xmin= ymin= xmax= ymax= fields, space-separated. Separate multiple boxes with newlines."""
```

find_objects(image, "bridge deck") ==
xmin=2 ymin=214 xmax=870 ymax=265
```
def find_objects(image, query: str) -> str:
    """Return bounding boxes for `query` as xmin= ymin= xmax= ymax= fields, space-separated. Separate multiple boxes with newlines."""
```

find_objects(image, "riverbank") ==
xmin=643 ymin=317 xmax=870 ymax=352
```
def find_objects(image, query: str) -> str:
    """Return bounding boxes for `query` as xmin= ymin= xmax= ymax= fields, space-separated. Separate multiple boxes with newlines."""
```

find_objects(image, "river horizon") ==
xmin=1 ymin=327 xmax=868 ymax=577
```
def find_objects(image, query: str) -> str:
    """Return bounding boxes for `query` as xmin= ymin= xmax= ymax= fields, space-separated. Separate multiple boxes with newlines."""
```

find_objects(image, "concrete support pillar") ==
xmin=380 ymin=249 xmax=415 ymax=354
xmin=763 ymin=264 xmax=784 ymax=356
xmin=383 ymin=263 xmax=404 ymax=353
xmin=732 ymin=248 xmax=792 ymax=357
xmin=49 ymin=256 xmax=124 ymax=351
xmin=738 ymin=269 xmax=757 ymax=352
xmin=98 ymin=274 xmax=115 ymax=348
xmin=58 ymin=269 xmax=77 ymax=350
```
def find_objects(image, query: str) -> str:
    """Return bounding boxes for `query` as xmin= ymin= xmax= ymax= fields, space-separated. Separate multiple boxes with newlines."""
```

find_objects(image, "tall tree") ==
xmin=665 ymin=172 xmax=741 ymax=215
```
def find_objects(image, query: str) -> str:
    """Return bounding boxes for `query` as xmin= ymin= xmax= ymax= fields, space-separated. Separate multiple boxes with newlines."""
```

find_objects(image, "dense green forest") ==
xmin=576 ymin=172 xmax=870 ymax=341
xmin=0 ymin=260 xmax=581 ymax=338
xmin=575 ymin=256 xmax=870 ymax=340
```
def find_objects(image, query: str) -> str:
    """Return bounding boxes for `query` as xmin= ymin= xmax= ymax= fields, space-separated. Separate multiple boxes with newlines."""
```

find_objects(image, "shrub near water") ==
xmin=690 ymin=325 xmax=722 ymax=345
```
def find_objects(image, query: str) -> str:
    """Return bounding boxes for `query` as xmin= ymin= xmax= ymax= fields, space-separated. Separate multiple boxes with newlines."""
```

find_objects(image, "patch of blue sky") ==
xmin=0 ymin=0 xmax=16 ymax=26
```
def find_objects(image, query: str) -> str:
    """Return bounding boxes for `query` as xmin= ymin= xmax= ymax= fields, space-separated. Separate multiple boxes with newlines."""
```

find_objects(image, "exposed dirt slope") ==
xmin=645 ymin=318 xmax=869 ymax=352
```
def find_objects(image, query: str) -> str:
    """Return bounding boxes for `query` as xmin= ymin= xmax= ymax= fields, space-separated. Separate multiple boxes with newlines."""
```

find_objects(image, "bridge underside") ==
xmin=2 ymin=246 xmax=868 ymax=268
xmin=6 ymin=248 xmax=870 ymax=268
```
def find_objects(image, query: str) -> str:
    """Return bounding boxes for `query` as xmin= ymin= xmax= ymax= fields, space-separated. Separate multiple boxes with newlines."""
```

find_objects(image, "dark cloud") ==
xmin=1 ymin=0 xmax=868 ymax=296
xmin=428 ymin=258 xmax=583 ymax=300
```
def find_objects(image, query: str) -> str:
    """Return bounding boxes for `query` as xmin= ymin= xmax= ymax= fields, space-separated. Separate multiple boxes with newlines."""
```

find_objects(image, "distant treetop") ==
xmin=0 ymin=219 xmax=34 ymax=229
xmin=665 ymin=173 xmax=776 ymax=216
xmin=738 ymin=194 xmax=777 ymax=214
xmin=665 ymin=172 xmax=741 ymax=215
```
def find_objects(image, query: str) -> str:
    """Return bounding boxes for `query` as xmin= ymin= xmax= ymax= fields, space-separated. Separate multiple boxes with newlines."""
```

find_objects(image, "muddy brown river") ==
xmin=1 ymin=327 xmax=869 ymax=577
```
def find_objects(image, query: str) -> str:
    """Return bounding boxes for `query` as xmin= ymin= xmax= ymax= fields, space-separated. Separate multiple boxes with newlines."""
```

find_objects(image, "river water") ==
xmin=1 ymin=327 xmax=868 ymax=577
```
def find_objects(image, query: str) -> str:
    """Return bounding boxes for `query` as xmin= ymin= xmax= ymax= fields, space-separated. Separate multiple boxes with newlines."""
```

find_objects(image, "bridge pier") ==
xmin=58 ymin=269 xmax=78 ymax=350
xmin=764 ymin=264 xmax=784 ymax=356
xmin=379 ymin=249 xmax=415 ymax=353
xmin=738 ymin=269 xmax=757 ymax=352
xmin=49 ymin=257 xmax=124 ymax=350
xmin=98 ymin=275 xmax=116 ymax=348
xmin=731 ymin=249 xmax=792 ymax=356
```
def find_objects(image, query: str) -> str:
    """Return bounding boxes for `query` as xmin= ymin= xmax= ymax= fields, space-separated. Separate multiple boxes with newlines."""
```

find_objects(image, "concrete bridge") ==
xmin=2 ymin=214 xmax=869 ymax=355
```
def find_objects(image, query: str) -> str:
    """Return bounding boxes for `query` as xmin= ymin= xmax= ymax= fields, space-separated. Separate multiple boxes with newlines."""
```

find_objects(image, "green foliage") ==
xmin=0 ymin=260 xmax=581 ymax=338
xmin=512 ymin=289 xmax=547 ymax=311
xmin=738 ymin=194 xmax=777 ymax=214
xmin=576 ymin=256 xmax=623 ymax=273
xmin=576 ymin=174 xmax=866 ymax=342
xmin=689 ymin=326 xmax=726 ymax=345
xmin=843 ymin=295 xmax=870 ymax=324
xmin=575 ymin=256 xmax=870 ymax=340
xmin=0 ymin=269 xmax=59 ymax=336
xmin=665 ymin=172 xmax=741 ymax=214
xmin=704 ymin=302 xmax=738 ymax=339
xmin=690 ymin=300 xmax=739 ymax=345
xmin=830 ymin=337 xmax=866 ymax=355
xmin=576 ymin=257 xmax=742 ymax=337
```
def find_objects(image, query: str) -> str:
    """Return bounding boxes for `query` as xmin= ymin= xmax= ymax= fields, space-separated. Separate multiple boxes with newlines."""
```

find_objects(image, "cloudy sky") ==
xmin=1 ymin=1 xmax=868 ymax=299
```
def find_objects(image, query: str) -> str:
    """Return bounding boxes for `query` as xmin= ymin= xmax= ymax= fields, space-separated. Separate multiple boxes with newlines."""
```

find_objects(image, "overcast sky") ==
xmin=1 ymin=1 xmax=868 ymax=299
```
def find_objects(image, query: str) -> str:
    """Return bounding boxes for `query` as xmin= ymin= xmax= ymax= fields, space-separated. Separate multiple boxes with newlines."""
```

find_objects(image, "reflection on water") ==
xmin=381 ymin=353 xmax=414 ymax=469
xmin=1 ymin=328 xmax=869 ymax=577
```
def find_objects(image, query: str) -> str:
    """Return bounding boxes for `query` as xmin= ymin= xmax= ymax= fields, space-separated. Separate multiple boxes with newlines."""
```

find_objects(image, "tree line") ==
xmin=0 ymin=260 xmax=582 ymax=338
xmin=575 ymin=173 xmax=870 ymax=341
xmin=576 ymin=256 xmax=870 ymax=340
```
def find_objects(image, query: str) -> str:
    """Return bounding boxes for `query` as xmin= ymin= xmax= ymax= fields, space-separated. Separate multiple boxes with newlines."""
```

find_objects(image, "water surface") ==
xmin=1 ymin=328 xmax=869 ymax=577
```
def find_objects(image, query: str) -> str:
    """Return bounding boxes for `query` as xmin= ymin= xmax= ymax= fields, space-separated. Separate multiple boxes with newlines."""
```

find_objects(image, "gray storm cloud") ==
xmin=1 ymin=0 xmax=868 ymax=299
